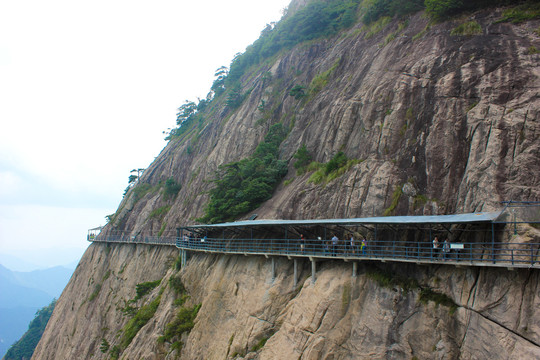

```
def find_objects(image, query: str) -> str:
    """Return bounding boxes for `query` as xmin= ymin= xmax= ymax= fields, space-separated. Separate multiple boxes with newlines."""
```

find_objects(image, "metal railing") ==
xmin=90 ymin=235 xmax=540 ymax=269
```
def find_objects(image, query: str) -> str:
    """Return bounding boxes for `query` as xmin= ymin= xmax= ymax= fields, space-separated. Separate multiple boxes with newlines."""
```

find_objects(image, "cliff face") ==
xmin=33 ymin=242 xmax=540 ymax=359
xmin=32 ymin=4 xmax=540 ymax=360
xmin=109 ymin=7 xmax=538 ymax=237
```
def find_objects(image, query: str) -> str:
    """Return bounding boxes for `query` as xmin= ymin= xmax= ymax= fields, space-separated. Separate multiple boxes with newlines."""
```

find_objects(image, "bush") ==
xmin=120 ymin=294 xmax=162 ymax=348
xmin=135 ymin=279 xmax=161 ymax=300
xmin=293 ymin=145 xmax=312 ymax=173
xmin=227 ymin=0 xmax=362 ymax=85
xmin=362 ymin=0 xmax=424 ymax=25
xmin=497 ymin=2 xmax=540 ymax=24
xmin=200 ymin=124 xmax=288 ymax=224
xmin=163 ymin=178 xmax=181 ymax=200
xmin=289 ymin=85 xmax=306 ymax=100
xmin=169 ymin=276 xmax=186 ymax=295
xmin=325 ymin=152 xmax=348 ymax=175
xmin=450 ymin=20 xmax=482 ymax=35
xmin=3 ymin=299 xmax=56 ymax=360
xmin=419 ymin=288 xmax=458 ymax=314
xmin=149 ymin=205 xmax=171 ymax=220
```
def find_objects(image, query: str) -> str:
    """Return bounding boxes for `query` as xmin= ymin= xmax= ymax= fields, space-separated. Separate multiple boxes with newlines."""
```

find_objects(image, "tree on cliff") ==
xmin=199 ymin=123 xmax=288 ymax=224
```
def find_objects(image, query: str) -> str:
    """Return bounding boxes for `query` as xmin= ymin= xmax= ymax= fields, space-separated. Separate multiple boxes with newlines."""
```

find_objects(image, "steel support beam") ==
xmin=311 ymin=258 xmax=316 ymax=284
xmin=294 ymin=258 xmax=298 ymax=287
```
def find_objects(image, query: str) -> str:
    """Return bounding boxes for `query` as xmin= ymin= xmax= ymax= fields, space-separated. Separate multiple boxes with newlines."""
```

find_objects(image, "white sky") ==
xmin=0 ymin=0 xmax=290 ymax=269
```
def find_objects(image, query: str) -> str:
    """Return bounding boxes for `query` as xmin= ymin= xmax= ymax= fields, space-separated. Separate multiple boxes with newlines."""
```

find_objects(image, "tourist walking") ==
xmin=443 ymin=238 xmax=450 ymax=260
xmin=433 ymin=236 xmax=440 ymax=258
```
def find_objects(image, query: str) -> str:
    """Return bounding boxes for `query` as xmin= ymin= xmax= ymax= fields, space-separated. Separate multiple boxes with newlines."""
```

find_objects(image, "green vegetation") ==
xmin=450 ymin=20 xmax=482 ymax=36
xmin=135 ymin=279 xmax=162 ymax=300
xmin=289 ymin=84 xmax=307 ymax=100
xmin=361 ymin=0 xmax=424 ymax=25
xmin=363 ymin=16 xmax=391 ymax=39
xmin=366 ymin=268 xmax=419 ymax=293
xmin=341 ymin=283 xmax=352 ymax=316
xmin=169 ymin=275 xmax=191 ymax=309
xmin=293 ymin=144 xmax=313 ymax=174
xmin=528 ymin=45 xmax=539 ymax=55
xmin=467 ymin=101 xmax=479 ymax=112
xmin=325 ymin=151 xmax=348 ymax=175
xmin=120 ymin=291 xmax=163 ymax=349
xmin=250 ymin=333 xmax=273 ymax=352
xmin=497 ymin=2 xmax=540 ymax=23
xmin=426 ymin=0 xmax=530 ymax=21
xmin=166 ymin=99 xmax=207 ymax=141
xmin=100 ymin=338 xmax=110 ymax=353
xmin=412 ymin=24 xmax=430 ymax=41
xmin=88 ymin=283 xmax=102 ymax=302
xmin=309 ymin=60 xmax=340 ymax=96
xmin=227 ymin=0 xmax=361 ymax=85
xmin=307 ymin=152 xmax=361 ymax=185
xmin=383 ymin=184 xmax=403 ymax=216
xmin=419 ymin=287 xmax=458 ymax=314
xmin=109 ymin=345 xmax=121 ymax=359
xmin=199 ymin=123 xmax=288 ymax=224
xmin=163 ymin=178 xmax=182 ymax=200
xmin=4 ymin=299 xmax=56 ymax=360
xmin=149 ymin=205 xmax=172 ymax=220
xmin=158 ymin=304 xmax=201 ymax=353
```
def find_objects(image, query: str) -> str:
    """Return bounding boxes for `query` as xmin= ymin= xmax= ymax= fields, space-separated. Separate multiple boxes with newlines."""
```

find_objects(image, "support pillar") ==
xmin=311 ymin=258 xmax=316 ymax=284
xmin=294 ymin=259 xmax=298 ymax=287
xmin=352 ymin=261 xmax=357 ymax=278
xmin=183 ymin=249 xmax=187 ymax=267
xmin=271 ymin=258 xmax=276 ymax=282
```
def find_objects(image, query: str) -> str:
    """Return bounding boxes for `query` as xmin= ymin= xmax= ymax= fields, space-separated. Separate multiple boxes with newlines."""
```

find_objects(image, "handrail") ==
xmin=89 ymin=235 xmax=540 ymax=269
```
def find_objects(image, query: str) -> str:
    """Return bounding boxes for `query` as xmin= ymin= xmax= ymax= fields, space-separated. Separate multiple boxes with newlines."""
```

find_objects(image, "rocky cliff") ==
xmin=32 ymin=2 xmax=540 ymax=360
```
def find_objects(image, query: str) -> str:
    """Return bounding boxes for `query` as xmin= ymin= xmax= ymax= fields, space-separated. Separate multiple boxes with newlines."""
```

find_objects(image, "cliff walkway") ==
xmin=89 ymin=203 xmax=540 ymax=278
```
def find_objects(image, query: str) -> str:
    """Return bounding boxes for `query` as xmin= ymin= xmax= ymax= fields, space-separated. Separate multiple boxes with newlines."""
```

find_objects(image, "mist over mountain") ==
xmin=0 ymin=264 xmax=73 ymax=358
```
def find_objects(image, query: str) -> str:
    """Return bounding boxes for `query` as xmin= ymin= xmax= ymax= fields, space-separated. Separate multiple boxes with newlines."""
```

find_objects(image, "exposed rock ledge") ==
xmin=33 ymin=243 xmax=540 ymax=359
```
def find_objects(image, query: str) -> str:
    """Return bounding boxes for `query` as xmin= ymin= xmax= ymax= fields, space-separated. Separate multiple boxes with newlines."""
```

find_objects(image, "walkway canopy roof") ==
xmin=181 ymin=211 xmax=503 ymax=233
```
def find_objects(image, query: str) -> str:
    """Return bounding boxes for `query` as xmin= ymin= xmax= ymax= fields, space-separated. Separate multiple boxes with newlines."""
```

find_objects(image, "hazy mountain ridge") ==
xmin=0 ymin=264 xmax=73 ymax=359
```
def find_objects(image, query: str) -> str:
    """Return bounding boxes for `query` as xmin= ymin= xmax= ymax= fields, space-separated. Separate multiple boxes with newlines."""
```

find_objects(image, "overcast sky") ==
xmin=0 ymin=0 xmax=290 ymax=269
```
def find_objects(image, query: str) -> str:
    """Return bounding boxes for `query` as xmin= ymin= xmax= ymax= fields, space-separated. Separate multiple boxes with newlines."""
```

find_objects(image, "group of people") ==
xmin=299 ymin=233 xmax=368 ymax=256
xmin=432 ymin=236 xmax=451 ymax=259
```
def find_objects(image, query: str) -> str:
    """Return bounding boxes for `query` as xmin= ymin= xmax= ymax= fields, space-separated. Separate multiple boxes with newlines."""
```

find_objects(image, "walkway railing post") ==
xmin=492 ymin=223 xmax=495 ymax=264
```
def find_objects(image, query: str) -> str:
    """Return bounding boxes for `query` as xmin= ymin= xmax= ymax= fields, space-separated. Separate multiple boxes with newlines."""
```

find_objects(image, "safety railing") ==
xmin=90 ymin=234 xmax=177 ymax=246
xmin=90 ymin=234 xmax=540 ymax=268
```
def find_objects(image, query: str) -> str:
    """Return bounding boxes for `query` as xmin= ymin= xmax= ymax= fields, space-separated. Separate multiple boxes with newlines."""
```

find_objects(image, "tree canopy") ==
xmin=199 ymin=123 xmax=288 ymax=224
xmin=4 ymin=299 xmax=56 ymax=360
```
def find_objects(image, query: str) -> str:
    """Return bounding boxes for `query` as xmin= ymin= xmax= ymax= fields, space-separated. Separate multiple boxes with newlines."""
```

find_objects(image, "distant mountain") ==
xmin=0 ymin=265 xmax=52 ymax=308
xmin=0 ymin=247 xmax=85 ymax=272
xmin=0 ymin=307 xmax=38 ymax=359
xmin=0 ymin=264 xmax=74 ymax=359
xmin=9 ymin=266 xmax=74 ymax=298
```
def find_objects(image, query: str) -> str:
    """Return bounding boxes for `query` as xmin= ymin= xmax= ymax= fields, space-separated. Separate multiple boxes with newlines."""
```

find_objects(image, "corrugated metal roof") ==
xmin=184 ymin=211 xmax=502 ymax=229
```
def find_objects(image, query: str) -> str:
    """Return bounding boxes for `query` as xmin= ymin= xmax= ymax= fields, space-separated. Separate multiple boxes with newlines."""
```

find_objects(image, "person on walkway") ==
xmin=349 ymin=234 xmax=356 ymax=254
xmin=300 ymin=234 xmax=306 ymax=253
xmin=443 ymin=238 xmax=450 ymax=260
xmin=361 ymin=237 xmax=367 ymax=255
xmin=432 ymin=236 xmax=440 ymax=258
xmin=331 ymin=234 xmax=339 ymax=256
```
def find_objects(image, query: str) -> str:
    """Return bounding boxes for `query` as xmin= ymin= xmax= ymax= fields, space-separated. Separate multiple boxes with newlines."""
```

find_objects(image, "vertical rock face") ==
xmin=32 ymin=4 xmax=540 ymax=360
xmin=32 ymin=244 xmax=540 ymax=359
xmin=105 ymin=8 xmax=538 ymax=238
